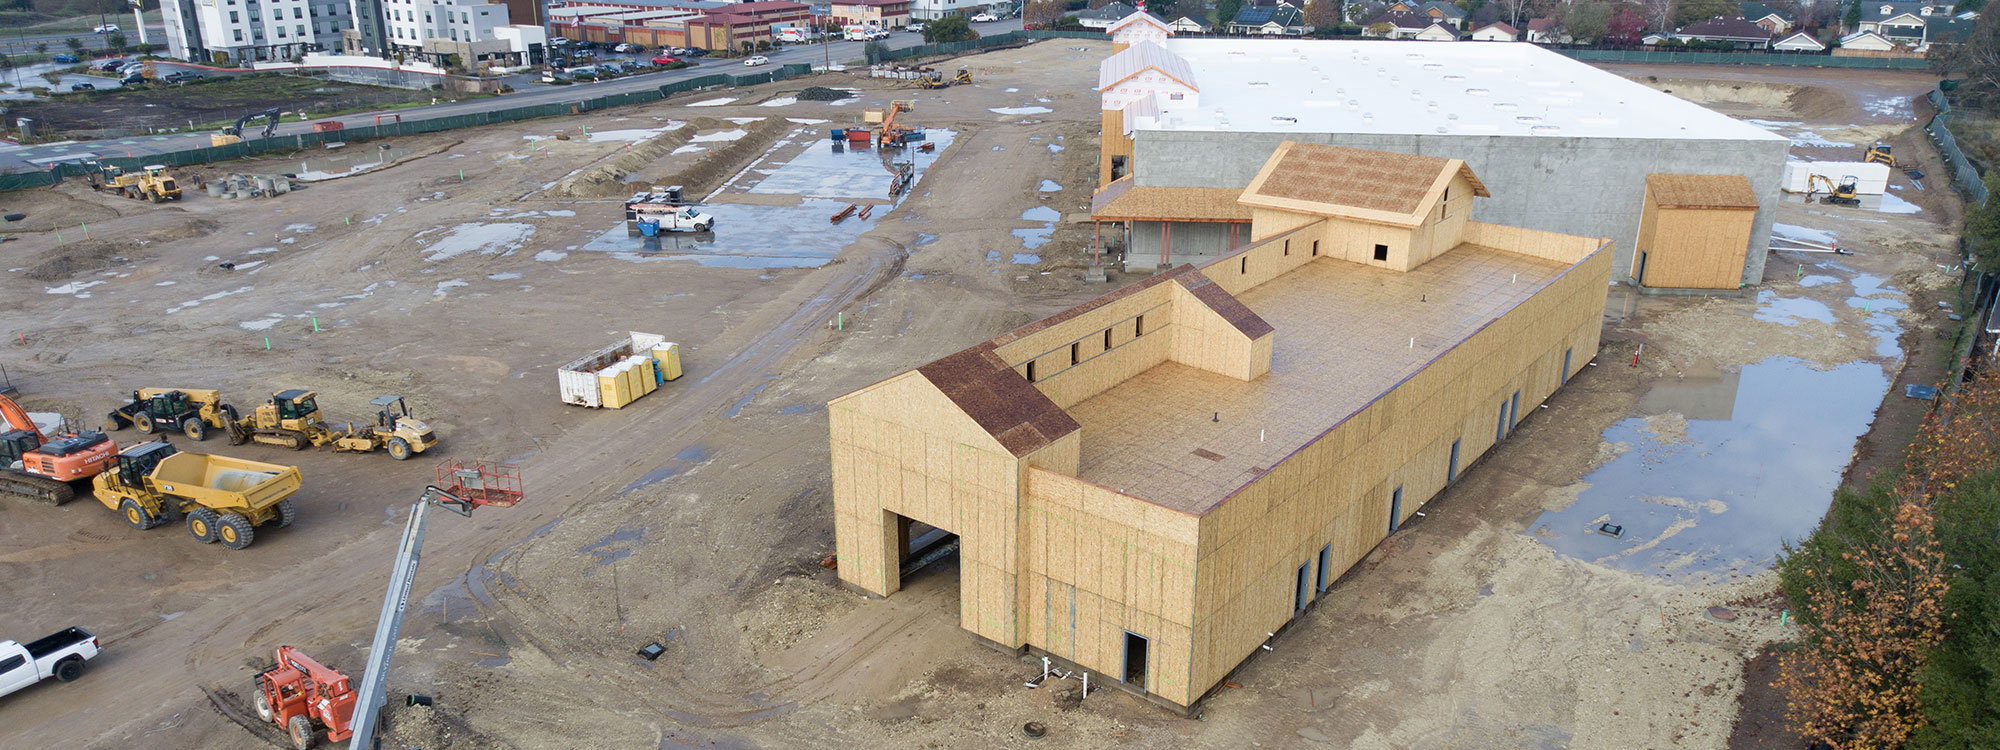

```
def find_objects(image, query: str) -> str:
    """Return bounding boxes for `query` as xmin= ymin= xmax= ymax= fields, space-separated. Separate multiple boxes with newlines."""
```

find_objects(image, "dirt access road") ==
xmin=0 ymin=49 xmax=1961 ymax=749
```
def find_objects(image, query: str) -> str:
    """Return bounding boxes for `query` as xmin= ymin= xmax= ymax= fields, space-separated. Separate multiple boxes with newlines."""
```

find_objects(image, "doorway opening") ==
xmin=1122 ymin=631 xmax=1149 ymax=691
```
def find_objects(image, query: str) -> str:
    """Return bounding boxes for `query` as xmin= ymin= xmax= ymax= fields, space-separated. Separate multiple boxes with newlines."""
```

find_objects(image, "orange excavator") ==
xmin=1 ymin=393 xmax=117 ymax=504
xmin=253 ymin=646 xmax=357 ymax=750
xmin=880 ymin=99 xmax=917 ymax=148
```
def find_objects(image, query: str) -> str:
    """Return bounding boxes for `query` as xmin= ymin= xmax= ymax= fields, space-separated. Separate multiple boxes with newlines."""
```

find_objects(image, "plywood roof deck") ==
xmin=1066 ymin=246 xmax=1565 ymax=514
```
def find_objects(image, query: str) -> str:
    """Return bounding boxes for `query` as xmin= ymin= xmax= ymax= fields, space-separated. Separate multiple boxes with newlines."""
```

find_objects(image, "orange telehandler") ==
xmin=253 ymin=646 xmax=357 ymax=750
xmin=1 ymin=393 xmax=117 ymax=504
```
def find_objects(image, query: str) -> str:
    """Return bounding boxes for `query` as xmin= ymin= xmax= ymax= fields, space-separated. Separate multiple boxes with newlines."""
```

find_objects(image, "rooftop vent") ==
xmin=1247 ymin=81 xmax=1269 ymax=87
xmin=1443 ymin=74 xmax=1465 ymax=81
xmin=1532 ymin=124 xmax=1561 ymax=134
xmin=1423 ymin=62 xmax=1443 ymax=70
xmin=1362 ymin=112 xmax=1373 ymax=123
xmin=1493 ymin=102 xmax=1518 ymax=111
xmin=1427 ymin=101 xmax=1438 ymax=112
xmin=1516 ymin=115 xmax=1542 ymax=123
xmin=1272 ymin=116 xmax=1298 ymax=123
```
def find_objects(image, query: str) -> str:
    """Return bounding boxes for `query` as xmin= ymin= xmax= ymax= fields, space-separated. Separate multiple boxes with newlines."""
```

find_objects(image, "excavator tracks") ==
xmin=0 ymin=470 xmax=76 ymax=505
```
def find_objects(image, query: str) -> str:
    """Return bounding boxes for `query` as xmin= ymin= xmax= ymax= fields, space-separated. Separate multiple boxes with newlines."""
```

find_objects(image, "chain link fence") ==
xmin=1927 ymin=81 xmax=1988 ymax=208
xmin=1553 ymin=48 xmax=1934 ymax=70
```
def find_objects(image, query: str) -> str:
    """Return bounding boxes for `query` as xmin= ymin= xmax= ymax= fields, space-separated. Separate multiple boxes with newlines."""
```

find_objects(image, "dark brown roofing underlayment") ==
xmin=917 ymin=344 xmax=1081 ymax=457
xmin=1644 ymin=173 xmax=1760 ymax=210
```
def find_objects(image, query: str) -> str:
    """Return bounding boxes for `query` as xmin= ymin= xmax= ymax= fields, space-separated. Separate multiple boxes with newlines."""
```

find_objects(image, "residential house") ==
xmin=1856 ymin=2 xmax=1937 ymax=46
xmin=1523 ymin=17 xmax=1565 ymax=43
xmin=1412 ymin=21 xmax=1456 ymax=39
xmin=1363 ymin=10 xmax=1434 ymax=38
xmin=1770 ymin=30 xmax=1825 ymax=51
xmin=1385 ymin=0 xmax=1465 ymax=28
xmin=1470 ymin=21 xmax=1517 ymax=41
xmin=1925 ymin=14 xmax=1975 ymax=46
xmin=1228 ymin=4 xmax=1306 ymax=34
xmin=1641 ymin=31 xmax=1675 ymax=45
xmin=1078 ymin=1 xmax=1141 ymax=29
xmin=1167 ymin=15 xmax=1212 ymax=33
xmin=1675 ymin=16 xmax=1774 ymax=49
xmin=1837 ymin=28 xmax=1902 ymax=51
xmin=1738 ymin=1 xmax=1793 ymax=34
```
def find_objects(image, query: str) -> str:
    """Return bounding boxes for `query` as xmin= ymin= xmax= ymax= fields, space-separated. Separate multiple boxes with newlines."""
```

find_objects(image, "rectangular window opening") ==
xmin=1510 ymin=390 xmax=1521 ymax=431
xmin=1104 ymin=328 xmax=1113 ymax=351
xmin=1283 ymin=239 xmax=1290 ymax=256
xmin=1134 ymin=315 xmax=1145 ymax=337
xmin=1025 ymin=360 xmax=1037 ymax=382
xmin=1316 ymin=545 xmax=1331 ymax=591
xmin=1240 ymin=256 xmax=1248 ymax=274
xmin=1496 ymin=401 xmax=1508 ymax=443
xmin=1562 ymin=348 xmax=1573 ymax=385
xmin=1069 ymin=342 xmax=1080 ymax=366
xmin=1311 ymin=240 xmax=1319 ymax=256
xmin=1373 ymin=244 xmax=1389 ymax=262
xmin=1448 ymin=440 xmax=1460 ymax=483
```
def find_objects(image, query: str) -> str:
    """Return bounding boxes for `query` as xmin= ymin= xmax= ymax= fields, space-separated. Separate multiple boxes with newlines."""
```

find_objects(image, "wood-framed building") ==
xmin=829 ymin=143 xmax=1615 ymax=709
xmin=1631 ymin=173 xmax=1759 ymax=291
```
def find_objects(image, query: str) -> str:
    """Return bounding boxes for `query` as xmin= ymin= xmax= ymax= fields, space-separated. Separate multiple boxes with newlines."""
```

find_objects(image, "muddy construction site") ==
xmin=0 ymin=45 xmax=1961 ymax=749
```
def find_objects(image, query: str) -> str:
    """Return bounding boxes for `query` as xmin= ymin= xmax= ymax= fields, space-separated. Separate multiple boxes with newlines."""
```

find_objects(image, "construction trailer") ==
xmin=829 ymin=142 xmax=1614 ymax=709
xmin=557 ymin=332 xmax=684 ymax=408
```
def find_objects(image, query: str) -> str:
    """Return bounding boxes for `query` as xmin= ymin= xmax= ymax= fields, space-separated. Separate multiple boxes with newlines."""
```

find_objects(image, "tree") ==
xmin=1964 ymin=169 xmax=2000 ymax=270
xmin=1560 ymin=1 xmax=1612 ymax=43
xmin=1608 ymin=6 xmax=1646 ymax=43
xmin=1367 ymin=20 xmax=1393 ymax=35
xmin=63 ymin=37 xmax=84 ymax=57
xmin=1494 ymin=0 xmax=1532 ymax=27
xmin=863 ymin=39 xmax=889 ymax=63
xmin=1024 ymin=0 xmax=1067 ymax=27
xmin=1214 ymin=0 xmax=1245 ymax=30
xmin=1305 ymin=0 xmax=1343 ymax=28
xmin=1675 ymin=0 xmax=1734 ymax=26
xmin=106 ymin=31 xmax=127 ymax=53
xmin=32 ymin=42 xmax=46 ymax=55
xmin=1641 ymin=0 xmax=1676 ymax=31
xmin=924 ymin=15 xmax=977 ymax=42
xmin=1846 ymin=0 xmax=1862 ymax=30
xmin=1936 ymin=15 xmax=2000 ymax=111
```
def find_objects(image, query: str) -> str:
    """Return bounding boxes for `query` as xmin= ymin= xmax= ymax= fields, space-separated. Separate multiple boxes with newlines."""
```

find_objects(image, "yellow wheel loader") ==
xmin=104 ymin=388 xmax=238 ymax=440
xmin=1864 ymin=142 xmax=1895 ymax=168
xmin=87 ymin=163 xmax=183 ymax=202
xmin=91 ymin=440 xmax=303 ymax=550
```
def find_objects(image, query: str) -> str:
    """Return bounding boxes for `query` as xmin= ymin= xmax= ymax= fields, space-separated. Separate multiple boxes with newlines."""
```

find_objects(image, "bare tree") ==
xmin=1495 ymin=0 xmax=1534 ymax=26
xmin=1641 ymin=0 xmax=1676 ymax=31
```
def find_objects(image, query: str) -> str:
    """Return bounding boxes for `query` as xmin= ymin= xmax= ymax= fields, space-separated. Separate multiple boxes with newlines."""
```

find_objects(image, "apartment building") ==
xmin=161 ymin=0 xmax=352 ymax=63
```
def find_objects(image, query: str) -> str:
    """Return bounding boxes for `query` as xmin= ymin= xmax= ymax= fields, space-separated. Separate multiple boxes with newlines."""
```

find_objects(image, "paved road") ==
xmin=0 ymin=20 xmax=1024 ymax=172
xmin=0 ymin=25 xmax=169 ymax=55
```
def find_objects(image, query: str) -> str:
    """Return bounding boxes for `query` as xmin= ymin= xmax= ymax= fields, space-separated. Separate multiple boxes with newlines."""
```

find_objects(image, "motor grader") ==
xmin=104 ymin=388 xmax=238 ymax=440
xmin=90 ymin=440 xmax=301 ymax=549
xmin=228 ymin=391 xmax=438 ymax=460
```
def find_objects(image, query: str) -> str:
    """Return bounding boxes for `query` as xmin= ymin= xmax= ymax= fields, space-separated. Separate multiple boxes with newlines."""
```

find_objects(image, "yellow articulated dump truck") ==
xmin=92 ymin=441 xmax=302 ymax=550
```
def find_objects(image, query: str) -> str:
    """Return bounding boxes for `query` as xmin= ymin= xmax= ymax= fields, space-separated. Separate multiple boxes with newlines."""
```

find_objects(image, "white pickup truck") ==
xmin=0 ymin=627 xmax=99 ymax=698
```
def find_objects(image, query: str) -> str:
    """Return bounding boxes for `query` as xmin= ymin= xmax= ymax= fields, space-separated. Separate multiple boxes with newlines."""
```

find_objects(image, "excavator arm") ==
xmin=1 ymin=393 xmax=45 ymax=441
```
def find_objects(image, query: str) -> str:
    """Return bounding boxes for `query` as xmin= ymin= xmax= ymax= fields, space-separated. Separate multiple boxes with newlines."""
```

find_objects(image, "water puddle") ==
xmin=745 ymin=130 xmax=956 ymax=201
xmin=778 ymin=402 xmax=823 ymax=415
xmin=1013 ymin=206 xmax=1060 ymax=250
xmin=576 ymin=198 xmax=872 ymax=268
xmin=674 ymin=444 xmax=712 ymax=463
xmin=1529 ymin=356 xmax=1891 ymax=577
xmin=577 ymin=524 xmax=647 ymax=573
xmin=620 ymin=465 xmax=681 ymax=493
xmin=1752 ymin=291 xmax=1836 ymax=325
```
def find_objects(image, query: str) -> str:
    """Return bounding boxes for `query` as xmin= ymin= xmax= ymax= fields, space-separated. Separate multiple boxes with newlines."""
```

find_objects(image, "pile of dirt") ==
xmin=21 ymin=238 xmax=150 ymax=281
xmin=381 ymin=702 xmax=504 ymax=750
xmin=541 ymin=122 xmax=701 ymax=199
xmin=798 ymin=86 xmax=855 ymax=101
xmin=660 ymin=117 xmax=795 ymax=199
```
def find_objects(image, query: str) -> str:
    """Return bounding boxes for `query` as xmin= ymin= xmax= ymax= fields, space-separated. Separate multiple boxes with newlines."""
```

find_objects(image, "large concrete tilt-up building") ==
xmin=828 ymin=142 xmax=1614 ymax=708
xmin=1090 ymin=19 xmax=1789 ymax=287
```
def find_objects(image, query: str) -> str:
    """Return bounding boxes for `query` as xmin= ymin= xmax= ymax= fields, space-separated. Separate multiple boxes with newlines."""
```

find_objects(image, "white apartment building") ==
xmin=379 ymin=0 xmax=513 ymax=52
xmin=908 ymin=0 xmax=1004 ymax=21
xmin=161 ymin=0 xmax=351 ymax=63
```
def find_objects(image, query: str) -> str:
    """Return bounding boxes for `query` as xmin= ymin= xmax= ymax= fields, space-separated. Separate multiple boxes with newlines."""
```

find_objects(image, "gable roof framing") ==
xmin=1237 ymin=141 xmax=1489 ymax=228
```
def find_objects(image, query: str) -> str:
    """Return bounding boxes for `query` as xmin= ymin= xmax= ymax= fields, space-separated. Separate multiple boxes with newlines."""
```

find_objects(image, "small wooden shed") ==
xmin=1632 ymin=174 xmax=1760 ymax=290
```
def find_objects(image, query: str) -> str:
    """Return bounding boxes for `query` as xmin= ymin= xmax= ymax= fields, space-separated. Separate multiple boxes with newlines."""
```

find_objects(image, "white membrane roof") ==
xmin=1144 ymin=39 xmax=1787 ymax=141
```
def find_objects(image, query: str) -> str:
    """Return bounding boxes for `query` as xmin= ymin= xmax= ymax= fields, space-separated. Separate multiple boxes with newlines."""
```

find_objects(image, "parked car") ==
xmin=0 ymin=627 xmax=99 ymax=699
xmin=52 ymin=53 xmax=80 ymax=64
xmin=92 ymin=23 xmax=119 ymax=33
xmin=684 ymin=48 xmax=708 ymax=57
xmin=94 ymin=58 xmax=124 ymax=71
xmin=119 ymin=72 xmax=145 ymax=85
xmin=651 ymin=54 xmax=682 ymax=65
xmin=613 ymin=42 xmax=636 ymax=53
xmin=908 ymin=23 xmax=925 ymax=32
xmin=550 ymin=36 xmax=570 ymax=45
xmin=743 ymin=55 xmax=769 ymax=66
xmin=971 ymin=12 xmax=996 ymax=21
xmin=162 ymin=71 xmax=202 ymax=83
xmin=69 ymin=82 xmax=94 ymax=91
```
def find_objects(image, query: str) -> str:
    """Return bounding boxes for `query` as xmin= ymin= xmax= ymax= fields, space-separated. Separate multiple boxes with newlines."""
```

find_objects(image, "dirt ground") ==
xmin=0 ymin=49 xmax=1959 ymax=750
xmin=8 ymin=72 xmax=461 ymax=132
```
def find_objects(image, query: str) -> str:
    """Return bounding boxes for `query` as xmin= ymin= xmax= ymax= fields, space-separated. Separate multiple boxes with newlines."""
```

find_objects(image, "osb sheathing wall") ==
xmin=1183 ymin=240 xmax=1615 ymax=699
xmin=828 ymin=371 xmax=1055 ymax=646
xmin=1245 ymin=174 xmax=1476 ymax=273
xmin=1632 ymin=188 xmax=1756 ymax=290
xmin=1022 ymin=468 xmax=1201 ymax=703
xmin=1099 ymin=109 xmax=1135 ymax=188
xmin=999 ymin=283 xmax=1178 ymax=409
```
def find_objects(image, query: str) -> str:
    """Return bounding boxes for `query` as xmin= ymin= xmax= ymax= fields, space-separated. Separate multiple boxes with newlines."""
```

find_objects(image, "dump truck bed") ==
xmin=149 ymin=452 xmax=301 ymax=513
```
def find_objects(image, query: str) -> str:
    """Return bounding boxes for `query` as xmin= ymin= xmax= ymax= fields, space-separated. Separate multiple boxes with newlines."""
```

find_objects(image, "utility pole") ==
xmin=132 ymin=0 xmax=148 ymax=46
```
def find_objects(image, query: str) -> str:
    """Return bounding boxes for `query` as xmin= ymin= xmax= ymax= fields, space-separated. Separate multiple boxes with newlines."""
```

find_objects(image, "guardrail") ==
xmin=0 ymin=62 xmax=816 ymax=191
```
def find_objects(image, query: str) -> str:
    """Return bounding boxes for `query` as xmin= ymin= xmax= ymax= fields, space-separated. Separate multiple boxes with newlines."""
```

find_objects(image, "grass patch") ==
xmin=9 ymin=72 xmax=471 ymax=133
